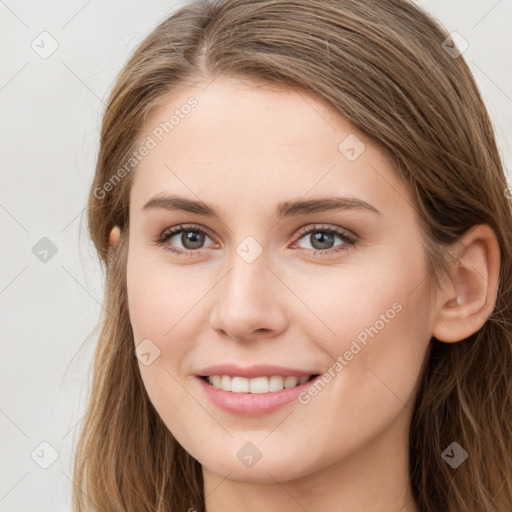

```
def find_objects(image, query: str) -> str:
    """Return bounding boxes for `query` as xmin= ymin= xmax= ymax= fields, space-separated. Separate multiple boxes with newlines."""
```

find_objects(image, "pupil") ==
xmin=312 ymin=232 xmax=333 ymax=250
xmin=182 ymin=231 xmax=204 ymax=249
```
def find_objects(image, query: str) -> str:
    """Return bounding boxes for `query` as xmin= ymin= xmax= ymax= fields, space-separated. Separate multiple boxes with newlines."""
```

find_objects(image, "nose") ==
xmin=209 ymin=246 xmax=289 ymax=342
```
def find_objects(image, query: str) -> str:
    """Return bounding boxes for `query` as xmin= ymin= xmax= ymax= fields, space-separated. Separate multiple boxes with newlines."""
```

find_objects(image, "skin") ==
xmin=119 ymin=77 xmax=500 ymax=512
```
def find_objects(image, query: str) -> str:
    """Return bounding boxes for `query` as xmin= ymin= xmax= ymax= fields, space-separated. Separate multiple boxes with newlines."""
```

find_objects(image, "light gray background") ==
xmin=1 ymin=1 xmax=511 ymax=510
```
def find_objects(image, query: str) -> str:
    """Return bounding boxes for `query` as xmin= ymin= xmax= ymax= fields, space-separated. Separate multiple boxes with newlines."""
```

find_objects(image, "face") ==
xmin=126 ymin=77 xmax=434 ymax=484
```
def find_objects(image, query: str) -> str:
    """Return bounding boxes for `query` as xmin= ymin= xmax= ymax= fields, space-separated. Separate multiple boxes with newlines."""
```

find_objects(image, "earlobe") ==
xmin=108 ymin=226 xmax=121 ymax=254
xmin=107 ymin=225 xmax=130 ymax=321
xmin=432 ymin=224 xmax=500 ymax=343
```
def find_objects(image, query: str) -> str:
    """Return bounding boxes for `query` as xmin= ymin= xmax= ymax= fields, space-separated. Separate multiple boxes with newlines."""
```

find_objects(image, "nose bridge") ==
xmin=227 ymin=241 xmax=269 ymax=302
xmin=209 ymin=239 xmax=288 ymax=339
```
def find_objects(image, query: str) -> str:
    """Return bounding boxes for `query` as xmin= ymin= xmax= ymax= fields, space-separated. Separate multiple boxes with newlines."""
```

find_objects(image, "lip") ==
xmin=196 ymin=363 xmax=318 ymax=379
xmin=196 ymin=374 xmax=322 ymax=417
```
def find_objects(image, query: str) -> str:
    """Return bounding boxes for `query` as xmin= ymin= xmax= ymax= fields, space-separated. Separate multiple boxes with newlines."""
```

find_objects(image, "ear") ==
xmin=432 ymin=224 xmax=500 ymax=343
xmin=107 ymin=225 xmax=131 ymax=320
xmin=108 ymin=225 xmax=121 ymax=255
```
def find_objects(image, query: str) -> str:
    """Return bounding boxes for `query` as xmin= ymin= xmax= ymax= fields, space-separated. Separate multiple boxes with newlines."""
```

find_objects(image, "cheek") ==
xmin=126 ymin=253 xmax=212 ymax=407
xmin=291 ymin=247 xmax=428 ymax=345
xmin=126 ymin=255 xmax=201 ymax=428
xmin=126 ymin=253 xmax=198 ymax=342
xmin=294 ymin=245 xmax=431 ymax=399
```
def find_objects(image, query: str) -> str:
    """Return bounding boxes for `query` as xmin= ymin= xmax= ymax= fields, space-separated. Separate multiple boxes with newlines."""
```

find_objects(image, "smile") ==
xmin=196 ymin=373 xmax=322 ymax=416
xmin=203 ymin=374 xmax=318 ymax=393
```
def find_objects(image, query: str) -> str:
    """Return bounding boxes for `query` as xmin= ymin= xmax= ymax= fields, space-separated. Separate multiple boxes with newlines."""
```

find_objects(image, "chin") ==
xmin=199 ymin=449 xmax=315 ymax=484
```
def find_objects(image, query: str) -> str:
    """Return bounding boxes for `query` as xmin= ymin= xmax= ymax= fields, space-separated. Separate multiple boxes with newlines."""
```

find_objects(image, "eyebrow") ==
xmin=142 ymin=193 xmax=382 ymax=218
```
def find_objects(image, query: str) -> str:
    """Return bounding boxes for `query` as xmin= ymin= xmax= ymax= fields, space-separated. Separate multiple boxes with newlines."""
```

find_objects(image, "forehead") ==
xmin=129 ymin=77 xmax=408 ymax=217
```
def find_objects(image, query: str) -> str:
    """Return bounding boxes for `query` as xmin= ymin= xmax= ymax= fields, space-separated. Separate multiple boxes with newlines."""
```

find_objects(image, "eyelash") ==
xmin=152 ymin=223 xmax=357 ymax=259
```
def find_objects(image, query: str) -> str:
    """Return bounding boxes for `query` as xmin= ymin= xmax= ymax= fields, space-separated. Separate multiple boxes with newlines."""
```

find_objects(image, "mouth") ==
xmin=199 ymin=374 xmax=320 ymax=394
xmin=194 ymin=363 xmax=324 ymax=415
xmin=196 ymin=373 xmax=322 ymax=416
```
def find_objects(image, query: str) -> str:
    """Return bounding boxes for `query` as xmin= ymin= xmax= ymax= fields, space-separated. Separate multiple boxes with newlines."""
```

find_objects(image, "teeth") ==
xmin=298 ymin=375 xmax=310 ymax=385
xmin=249 ymin=376 xmax=268 ymax=393
xmin=232 ymin=376 xmax=249 ymax=393
xmin=220 ymin=375 xmax=231 ymax=391
xmin=269 ymin=375 xmax=284 ymax=392
xmin=284 ymin=376 xmax=298 ymax=388
xmin=206 ymin=375 xmax=312 ymax=393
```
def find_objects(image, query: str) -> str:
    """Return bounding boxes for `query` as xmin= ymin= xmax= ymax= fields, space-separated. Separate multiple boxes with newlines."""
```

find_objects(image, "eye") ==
xmin=154 ymin=224 xmax=216 ymax=257
xmin=293 ymin=224 xmax=357 ymax=256
xmin=153 ymin=223 xmax=357 ymax=258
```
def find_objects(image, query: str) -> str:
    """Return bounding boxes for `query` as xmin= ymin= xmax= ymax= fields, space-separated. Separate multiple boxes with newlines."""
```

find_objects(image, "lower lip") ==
xmin=196 ymin=376 xmax=321 ymax=416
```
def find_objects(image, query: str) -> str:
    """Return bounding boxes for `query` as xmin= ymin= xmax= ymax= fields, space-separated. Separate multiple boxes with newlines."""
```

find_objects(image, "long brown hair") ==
xmin=74 ymin=0 xmax=512 ymax=510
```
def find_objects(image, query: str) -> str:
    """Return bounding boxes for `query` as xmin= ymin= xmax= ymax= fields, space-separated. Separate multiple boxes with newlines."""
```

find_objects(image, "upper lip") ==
xmin=196 ymin=364 xmax=319 ymax=378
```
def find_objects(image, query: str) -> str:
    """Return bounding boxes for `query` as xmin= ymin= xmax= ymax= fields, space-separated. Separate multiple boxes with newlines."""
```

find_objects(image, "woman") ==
xmin=74 ymin=0 xmax=512 ymax=510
